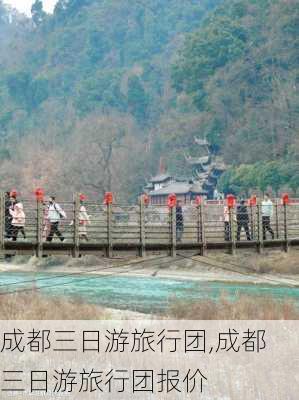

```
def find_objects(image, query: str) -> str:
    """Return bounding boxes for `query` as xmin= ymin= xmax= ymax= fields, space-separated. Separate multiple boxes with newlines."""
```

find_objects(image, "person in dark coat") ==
xmin=236 ymin=199 xmax=251 ymax=241
xmin=176 ymin=200 xmax=184 ymax=242
xmin=5 ymin=192 xmax=16 ymax=239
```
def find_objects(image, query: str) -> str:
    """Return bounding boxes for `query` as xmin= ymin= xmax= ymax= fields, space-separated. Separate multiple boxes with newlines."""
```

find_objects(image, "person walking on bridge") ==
xmin=9 ymin=201 xmax=26 ymax=241
xmin=176 ymin=200 xmax=184 ymax=242
xmin=78 ymin=195 xmax=90 ymax=241
xmin=223 ymin=205 xmax=231 ymax=241
xmin=236 ymin=199 xmax=251 ymax=241
xmin=69 ymin=194 xmax=90 ymax=241
xmin=261 ymin=193 xmax=274 ymax=240
xmin=5 ymin=192 xmax=14 ymax=239
xmin=46 ymin=196 xmax=66 ymax=242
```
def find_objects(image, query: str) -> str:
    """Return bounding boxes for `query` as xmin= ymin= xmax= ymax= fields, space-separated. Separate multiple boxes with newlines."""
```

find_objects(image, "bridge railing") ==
xmin=1 ymin=194 xmax=298 ymax=257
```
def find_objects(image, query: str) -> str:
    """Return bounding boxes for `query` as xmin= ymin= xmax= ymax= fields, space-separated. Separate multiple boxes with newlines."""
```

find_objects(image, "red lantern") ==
xmin=194 ymin=195 xmax=202 ymax=206
xmin=249 ymin=195 xmax=257 ymax=207
xmin=35 ymin=188 xmax=44 ymax=202
xmin=167 ymin=193 xmax=177 ymax=208
xmin=282 ymin=193 xmax=289 ymax=206
xmin=79 ymin=193 xmax=87 ymax=202
xmin=142 ymin=194 xmax=150 ymax=206
xmin=104 ymin=192 xmax=113 ymax=205
xmin=226 ymin=194 xmax=236 ymax=209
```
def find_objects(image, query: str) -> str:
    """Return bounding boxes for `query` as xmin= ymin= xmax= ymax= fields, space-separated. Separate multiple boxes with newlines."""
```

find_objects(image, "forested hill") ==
xmin=0 ymin=0 xmax=222 ymax=200
xmin=0 ymin=0 xmax=298 ymax=199
xmin=0 ymin=0 xmax=221 ymax=125
xmin=171 ymin=0 xmax=299 ymax=194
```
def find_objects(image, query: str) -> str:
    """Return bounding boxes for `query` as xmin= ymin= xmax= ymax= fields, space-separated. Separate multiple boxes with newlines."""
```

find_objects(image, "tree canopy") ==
xmin=0 ymin=0 xmax=298 ymax=198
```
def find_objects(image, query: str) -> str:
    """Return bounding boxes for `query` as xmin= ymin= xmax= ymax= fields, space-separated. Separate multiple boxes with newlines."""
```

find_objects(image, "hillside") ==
xmin=0 ymin=0 xmax=298 ymax=199
xmin=1 ymin=0 xmax=221 ymax=126
xmin=171 ymin=0 xmax=299 ymax=195
xmin=0 ymin=0 xmax=222 ymax=200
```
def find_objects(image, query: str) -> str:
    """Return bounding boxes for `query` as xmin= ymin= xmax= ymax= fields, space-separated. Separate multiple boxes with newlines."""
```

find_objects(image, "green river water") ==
xmin=0 ymin=272 xmax=298 ymax=314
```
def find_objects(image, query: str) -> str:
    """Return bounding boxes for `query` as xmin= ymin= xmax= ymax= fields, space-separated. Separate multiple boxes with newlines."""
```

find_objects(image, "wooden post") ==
xmin=200 ymin=203 xmax=206 ymax=256
xmin=0 ymin=193 xmax=5 ymax=254
xmin=229 ymin=207 xmax=236 ymax=255
xmin=196 ymin=205 xmax=201 ymax=245
xmin=275 ymin=200 xmax=279 ymax=239
xmin=139 ymin=199 xmax=146 ymax=257
xmin=36 ymin=200 xmax=43 ymax=258
xmin=283 ymin=203 xmax=289 ymax=253
xmin=170 ymin=206 xmax=176 ymax=257
xmin=107 ymin=203 xmax=113 ymax=258
xmin=257 ymin=204 xmax=263 ymax=254
xmin=250 ymin=206 xmax=254 ymax=240
xmin=73 ymin=193 xmax=80 ymax=258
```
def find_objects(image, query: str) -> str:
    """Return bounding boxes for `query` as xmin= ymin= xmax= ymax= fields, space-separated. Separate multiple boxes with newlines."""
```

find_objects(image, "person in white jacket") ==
xmin=9 ymin=202 xmax=26 ymax=241
xmin=261 ymin=193 xmax=274 ymax=240
xmin=69 ymin=196 xmax=91 ymax=241
xmin=46 ymin=196 xmax=66 ymax=242
xmin=223 ymin=205 xmax=230 ymax=241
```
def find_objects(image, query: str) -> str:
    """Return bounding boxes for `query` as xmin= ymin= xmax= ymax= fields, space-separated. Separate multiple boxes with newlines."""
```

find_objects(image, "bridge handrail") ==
xmin=0 ymin=193 xmax=298 ymax=257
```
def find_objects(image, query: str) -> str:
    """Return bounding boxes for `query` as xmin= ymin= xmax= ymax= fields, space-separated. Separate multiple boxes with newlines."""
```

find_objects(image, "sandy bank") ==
xmin=0 ymin=253 xmax=298 ymax=287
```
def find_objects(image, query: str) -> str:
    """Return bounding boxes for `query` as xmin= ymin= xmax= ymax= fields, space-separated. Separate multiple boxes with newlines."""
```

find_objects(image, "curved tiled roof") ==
xmin=150 ymin=174 xmax=172 ymax=183
xmin=149 ymin=181 xmax=207 ymax=196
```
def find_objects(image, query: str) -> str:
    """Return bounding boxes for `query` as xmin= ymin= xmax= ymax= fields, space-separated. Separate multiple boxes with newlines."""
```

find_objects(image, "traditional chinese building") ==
xmin=145 ymin=138 xmax=226 ymax=205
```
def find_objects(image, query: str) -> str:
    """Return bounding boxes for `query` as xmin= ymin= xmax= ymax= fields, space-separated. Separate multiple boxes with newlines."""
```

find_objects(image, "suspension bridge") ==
xmin=1 ymin=193 xmax=299 ymax=258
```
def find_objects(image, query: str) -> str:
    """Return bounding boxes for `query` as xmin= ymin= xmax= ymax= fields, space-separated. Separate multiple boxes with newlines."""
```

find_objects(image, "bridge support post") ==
xmin=257 ymin=204 xmax=263 ymax=254
xmin=107 ymin=203 xmax=113 ymax=258
xmin=250 ymin=206 xmax=255 ymax=240
xmin=36 ymin=200 xmax=43 ymax=258
xmin=170 ymin=206 xmax=176 ymax=257
xmin=0 ymin=193 xmax=5 ymax=255
xmin=275 ymin=201 xmax=279 ymax=239
xmin=139 ymin=199 xmax=146 ymax=257
xmin=199 ymin=203 xmax=206 ymax=256
xmin=283 ymin=203 xmax=289 ymax=253
xmin=73 ymin=193 xmax=80 ymax=258
xmin=229 ymin=207 xmax=236 ymax=255
xmin=196 ymin=205 xmax=200 ymax=253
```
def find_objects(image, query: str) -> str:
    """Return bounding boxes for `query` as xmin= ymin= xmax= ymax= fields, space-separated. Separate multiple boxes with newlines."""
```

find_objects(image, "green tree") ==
xmin=31 ymin=0 xmax=46 ymax=26
xmin=172 ymin=14 xmax=247 ymax=109
xmin=6 ymin=72 xmax=49 ymax=112
xmin=127 ymin=76 xmax=149 ymax=125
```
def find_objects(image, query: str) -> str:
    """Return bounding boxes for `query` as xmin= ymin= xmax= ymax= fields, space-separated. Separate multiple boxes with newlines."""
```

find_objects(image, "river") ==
xmin=0 ymin=272 xmax=298 ymax=314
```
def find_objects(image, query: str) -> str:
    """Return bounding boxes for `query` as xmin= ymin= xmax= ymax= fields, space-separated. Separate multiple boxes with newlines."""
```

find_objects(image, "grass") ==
xmin=168 ymin=293 xmax=299 ymax=320
xmin=253 ymin=252 xmax=299 ymax=274
xmin=0 ymin=291 xmax=298 ymax=320
xmin=0 ymin=292 xmax=111 ymax=320
xmin=214 ymin=250 xmax=299 ymax=275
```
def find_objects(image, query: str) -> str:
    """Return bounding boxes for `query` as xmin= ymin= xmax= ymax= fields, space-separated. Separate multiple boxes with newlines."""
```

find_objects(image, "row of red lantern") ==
xmin=226 ymin=193 xmax=290 ymax=208
xmin=34 ymin=190 xmax=114 ymax=204
xmin=34 ymin=189 xmax=90 ymax=203
xmin=166 ymin=194 xmax=289 ymax=208
xmin=165 ymin=193 xmax=290 ymax=208
xmin=13 ymin=189 xmax=291 ymax=207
